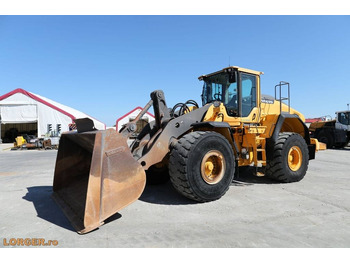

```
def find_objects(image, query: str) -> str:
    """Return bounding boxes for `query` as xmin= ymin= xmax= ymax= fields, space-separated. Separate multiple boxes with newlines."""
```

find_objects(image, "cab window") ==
xmin=338 ymin=112 xmax=350 ymax=125
xmin=241 ymin=73 xmax=257 ymax=117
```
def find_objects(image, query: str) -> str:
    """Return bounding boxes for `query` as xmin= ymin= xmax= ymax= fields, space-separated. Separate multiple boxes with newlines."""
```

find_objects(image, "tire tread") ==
xmin=169 ymin=131 xmax=233 ymax=202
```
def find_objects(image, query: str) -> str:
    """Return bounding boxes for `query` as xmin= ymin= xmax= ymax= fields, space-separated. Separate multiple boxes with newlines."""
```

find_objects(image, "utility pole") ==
xmin=347 ymin=103 xmax=349 ymax=111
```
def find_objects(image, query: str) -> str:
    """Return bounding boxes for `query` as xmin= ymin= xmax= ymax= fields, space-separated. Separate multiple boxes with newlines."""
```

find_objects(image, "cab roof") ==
xmin=335 ymin=110 xmax=350 ymax=114
xmin=198 ymin=66 xmax=264 ymax=80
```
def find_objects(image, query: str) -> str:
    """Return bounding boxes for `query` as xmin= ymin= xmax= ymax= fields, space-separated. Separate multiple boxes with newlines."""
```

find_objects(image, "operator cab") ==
xmin=336 ymin=110 xmax=350 ymax=131
xmin=199 ymin=66 xmax=263 ymax=118
xmin=336 ymin=111 xmax=350 ymax=125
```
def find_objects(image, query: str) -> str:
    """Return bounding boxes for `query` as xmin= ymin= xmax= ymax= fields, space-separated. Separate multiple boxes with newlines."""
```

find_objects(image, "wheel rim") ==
xmin=287 ymin=146 xmax=302 ymax=171
xmin=200 ymin=150 xmax=225 ymax=185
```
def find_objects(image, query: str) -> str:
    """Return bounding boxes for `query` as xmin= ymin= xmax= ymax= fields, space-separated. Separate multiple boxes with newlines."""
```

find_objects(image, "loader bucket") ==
xmin=52 ymin=129 xmax=146 ymax=234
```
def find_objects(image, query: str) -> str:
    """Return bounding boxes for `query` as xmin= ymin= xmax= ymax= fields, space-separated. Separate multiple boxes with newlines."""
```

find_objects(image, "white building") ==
xmin=116 ymin=107 xmax=155 ymax=133
xmin=0 ymin=88 xmax=106 ymax=142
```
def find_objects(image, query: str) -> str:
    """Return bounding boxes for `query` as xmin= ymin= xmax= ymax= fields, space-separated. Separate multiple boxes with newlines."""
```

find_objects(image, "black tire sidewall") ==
xmin=280 ymin=134 xmax=309 ymax=181
xmin=318 ymin=130 xmax=334 ymax=149
xmin=186 ymin=133 xmax=235 ymax=201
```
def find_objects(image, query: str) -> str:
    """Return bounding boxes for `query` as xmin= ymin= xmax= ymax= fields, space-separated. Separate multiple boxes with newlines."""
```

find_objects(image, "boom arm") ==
xmin=120 ymin=90 xmax=171 ymax=139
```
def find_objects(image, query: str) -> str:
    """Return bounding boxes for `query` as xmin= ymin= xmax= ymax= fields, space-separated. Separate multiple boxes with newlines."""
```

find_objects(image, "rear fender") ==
xmin=266 ymin=113 xmax=315 ymax=160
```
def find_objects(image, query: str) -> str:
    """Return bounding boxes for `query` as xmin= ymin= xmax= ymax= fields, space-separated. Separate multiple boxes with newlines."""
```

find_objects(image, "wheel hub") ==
xmin=200 ymin=150 xmax=225 ymax=185
xmin=287 ymin=146 xmax=302 ymax=171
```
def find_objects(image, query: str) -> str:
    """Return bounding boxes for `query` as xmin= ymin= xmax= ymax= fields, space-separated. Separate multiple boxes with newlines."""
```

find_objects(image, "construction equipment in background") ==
xmin=52 ymin=66 xmax=323 ymax=234
xmin=11 ymin=134 xmax=58 ymax=150
xmin=11 ymin=135 xmax=39 ymax=150
xmin=12 ymin=136 xmax=27 ymax=150
xmin=309 ymin=110 xmax=350 ymax=149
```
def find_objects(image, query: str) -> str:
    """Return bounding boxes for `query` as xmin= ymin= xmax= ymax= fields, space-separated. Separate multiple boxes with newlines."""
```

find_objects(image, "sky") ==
xmin=1 ymin=15 xmax=350 ymax=126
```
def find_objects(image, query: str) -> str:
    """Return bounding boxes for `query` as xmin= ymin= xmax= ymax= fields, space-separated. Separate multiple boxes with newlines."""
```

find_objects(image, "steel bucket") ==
xmin=52 ymin=129 xmax=146 ymax=234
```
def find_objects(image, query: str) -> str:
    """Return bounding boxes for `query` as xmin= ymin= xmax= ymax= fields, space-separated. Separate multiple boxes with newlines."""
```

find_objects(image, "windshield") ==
xmin=202 ymin=71 xmax=238 ymax=116
xmin=338 ymin=112 xmax=350 ymax=125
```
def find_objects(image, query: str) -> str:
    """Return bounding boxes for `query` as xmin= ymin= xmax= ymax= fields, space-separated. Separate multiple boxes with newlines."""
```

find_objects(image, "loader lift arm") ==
xmin=120 ymin=90 xmax=171 ymax=139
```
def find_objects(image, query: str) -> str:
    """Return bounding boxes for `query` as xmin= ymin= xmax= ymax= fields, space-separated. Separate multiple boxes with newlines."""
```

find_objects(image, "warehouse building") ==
xmin=0 ymin=88 xmax=106 ymax=143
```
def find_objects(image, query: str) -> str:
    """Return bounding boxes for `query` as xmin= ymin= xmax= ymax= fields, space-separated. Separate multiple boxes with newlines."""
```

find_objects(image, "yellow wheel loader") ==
xmin=52 ymin=66 xmax=322 ymax=234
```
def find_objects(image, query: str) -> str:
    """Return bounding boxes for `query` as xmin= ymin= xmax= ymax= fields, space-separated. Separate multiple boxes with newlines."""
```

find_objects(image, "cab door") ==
xmin=239 ymin=72 xmax=259 ymax=122
xmin=223 ymin=72 xmax=260 ymax=125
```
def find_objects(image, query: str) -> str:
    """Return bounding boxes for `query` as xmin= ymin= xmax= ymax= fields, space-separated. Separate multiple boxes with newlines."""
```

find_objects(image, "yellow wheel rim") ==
xmin=288 ymin=146 xmax=302 ymax=171
xmin=200 ymin=150 xmax=225 ymax=185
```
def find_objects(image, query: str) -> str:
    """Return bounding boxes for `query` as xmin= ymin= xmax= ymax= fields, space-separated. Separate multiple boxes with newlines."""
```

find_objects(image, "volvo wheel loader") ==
xmin=52 ymin=66 xmax=323 ymax=234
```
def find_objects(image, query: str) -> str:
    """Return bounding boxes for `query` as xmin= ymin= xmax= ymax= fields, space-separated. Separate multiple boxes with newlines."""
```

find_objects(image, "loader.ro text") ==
xmin=3 ymin=238 xmax=58 ymax=246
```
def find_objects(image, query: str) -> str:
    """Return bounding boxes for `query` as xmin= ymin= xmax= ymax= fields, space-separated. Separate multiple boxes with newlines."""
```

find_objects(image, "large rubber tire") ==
xmin=169 ymin=131 xmax=235 ymax=202
xmin=266 ymin=132 xmax=309 ymax=183
xmin=317 ymin=130 xmax=334 ymax=149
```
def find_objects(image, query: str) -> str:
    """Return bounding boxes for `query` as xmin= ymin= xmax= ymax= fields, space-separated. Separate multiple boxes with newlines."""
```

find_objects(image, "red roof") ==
xmin=305 ymin=118 xmax=324 ymax=123
xmin=0 ymin=88 xmax=76 ymax=120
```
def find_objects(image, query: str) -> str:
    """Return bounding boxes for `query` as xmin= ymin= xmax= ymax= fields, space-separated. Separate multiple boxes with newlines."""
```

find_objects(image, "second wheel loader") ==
xmin=52 ymin=66 xmax=323 ymax=234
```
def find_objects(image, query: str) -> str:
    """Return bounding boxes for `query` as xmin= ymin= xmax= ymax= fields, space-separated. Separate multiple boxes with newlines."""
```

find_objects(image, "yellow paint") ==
xmin=200 ymin=150 xmax=225 ymax=185
xmin=287 ymin=146 xmax=302 ymax=171
xmin=14 ymin=136 xmax=26 ymax=147
xmin=310 ymin=138 xmax=327 ymax=151
xmin=198 ymin=65 xmax=315 ymax=169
